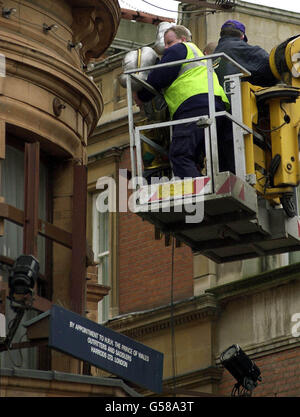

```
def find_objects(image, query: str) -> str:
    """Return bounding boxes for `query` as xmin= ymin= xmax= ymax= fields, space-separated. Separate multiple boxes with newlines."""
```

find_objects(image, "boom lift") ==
xmin=125 ymin=35 xmax=300 ymax=263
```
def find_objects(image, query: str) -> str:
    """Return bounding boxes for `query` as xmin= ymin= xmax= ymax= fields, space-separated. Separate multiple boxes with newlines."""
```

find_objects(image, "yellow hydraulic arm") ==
xmin=242 ymin=35 xmax=300 ymax=216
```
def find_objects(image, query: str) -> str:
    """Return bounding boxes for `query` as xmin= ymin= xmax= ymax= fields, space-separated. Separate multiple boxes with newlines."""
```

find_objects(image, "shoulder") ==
xmin=217 ymin=37 xmax=268 ymax=57
xmin=216 ymin=36 xmax=243 ymax=49
xmin=162 ymin=43 xmax=187 ymax=62
xmin=249 ymin=44 xmax=269 ymax=55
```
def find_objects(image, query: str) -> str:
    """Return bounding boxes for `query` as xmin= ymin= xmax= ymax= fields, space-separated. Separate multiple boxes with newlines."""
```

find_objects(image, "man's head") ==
xmin=164 ymin=25 xmax=192 ymax=49
xmin=220 ymin=20 xmax=248 ymax=42
xmin=203 ymin=42 xmax=217 ymax=56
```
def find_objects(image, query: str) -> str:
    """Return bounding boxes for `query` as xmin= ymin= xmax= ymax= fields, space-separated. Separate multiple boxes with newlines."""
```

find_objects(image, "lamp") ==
xmin=68 ymin=41 xmax=82 ymax=51
xmin=0 ymin=255 xmax=40 ymax=349
xmin=220 ymin=344 xmax=262 ymax=396
xmin=2 ymin=7 xmax=16 ymax=18
xmin=43 ymin=23 xmax=58 ymax=33
xmin=82 ymin=63 xmax=95 ymax=71
xmin=8 ymin=255 xmax=40 ymax=311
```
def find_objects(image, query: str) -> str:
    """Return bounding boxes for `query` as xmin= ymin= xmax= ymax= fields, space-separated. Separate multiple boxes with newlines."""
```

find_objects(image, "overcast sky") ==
xmin=119 ymin=0 xmax=179 ymax=18
xmin=246 ymin=1 xmax=300 ymax=12
xmin=118 ymin=0 xmax=300 ymax=18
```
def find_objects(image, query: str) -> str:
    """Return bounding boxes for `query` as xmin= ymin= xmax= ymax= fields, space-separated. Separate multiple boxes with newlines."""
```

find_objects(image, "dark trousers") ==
xmin=169 ymin=115 xmax=235 ymax=179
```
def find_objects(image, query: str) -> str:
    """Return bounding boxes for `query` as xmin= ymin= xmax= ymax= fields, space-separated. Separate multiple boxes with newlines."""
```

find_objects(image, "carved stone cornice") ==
xmin=88 ymin=146 xmax=123 ymax=164
xmin=207 ymin=261 xmax=300 ymax=304
xmin=1 ymin=37 xmax=102 ymax=130
xmin=0 ymin=1 xmax=120 ymax=67
xmin=136 ymin=366 xmax=224 ymax=397
xmin=0 ymin=36 xmax=103 ymax=157
xmin=69 ymin=0 xmax=121 ymax=63
xmin=106 ymin=293 xmax=219 ymax=339
xmin=0 ymin=0 xmax=120 ymax=153
xmin=87 ymin=282 xmax=110 ymax=303
xmin=163 ymin=366 xmax=223 ymax=392
xmin=0 ymin=368 xmax=140 ymax=397
xmin=2 ymin=96 xmax=82 ymax=159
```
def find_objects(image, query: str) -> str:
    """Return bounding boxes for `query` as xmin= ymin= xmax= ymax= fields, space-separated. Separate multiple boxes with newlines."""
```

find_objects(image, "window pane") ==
xmin=0 ymin=146 xmax=24 ymax=258
xmin=92 ymin=193 xmax=110 ymax=323
xmin=0 ymin=145 xmax=48 ymax=369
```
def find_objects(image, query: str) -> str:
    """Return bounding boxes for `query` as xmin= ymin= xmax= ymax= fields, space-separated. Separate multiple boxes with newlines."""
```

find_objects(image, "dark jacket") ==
xmin=137 ymin=42 xmax=226 ymax=133
xmin=214 ymin=36 xmax=278 ymax=88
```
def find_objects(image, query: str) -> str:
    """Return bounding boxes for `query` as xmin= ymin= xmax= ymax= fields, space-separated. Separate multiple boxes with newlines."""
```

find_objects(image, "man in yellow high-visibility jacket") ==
xmin=135 ymin=25 xmax=235 ymax=178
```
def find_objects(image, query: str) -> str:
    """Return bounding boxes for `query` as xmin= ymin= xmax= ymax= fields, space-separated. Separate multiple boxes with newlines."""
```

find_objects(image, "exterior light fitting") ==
xmin=220 ymin=344 xmax=262 ymax=396
xmin=8 ymin=254 xmax=40 ymax=311
xmin=53 ymin=97 xmax=66 ymax=117
xmin=68 ymin=41 xmax=82 ymax=51
xmin=43 ymin=23 xmax=58 ymax=33
xmin=0 ymin=255 xmax=39 ymax=349
xmin=2 ymin=7 xmax=16 ymax=18
xmin=82 ymin=63 xmax=95 ymax=71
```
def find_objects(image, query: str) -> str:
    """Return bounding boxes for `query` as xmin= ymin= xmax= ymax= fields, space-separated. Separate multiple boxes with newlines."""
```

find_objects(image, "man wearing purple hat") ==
xmin=214 ymin=20 xmax=277 ymax=89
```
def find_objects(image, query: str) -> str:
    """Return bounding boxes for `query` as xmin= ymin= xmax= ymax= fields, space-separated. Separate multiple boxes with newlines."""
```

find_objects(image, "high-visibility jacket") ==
xmin=163 ymin=42 xmax=229 ymax=119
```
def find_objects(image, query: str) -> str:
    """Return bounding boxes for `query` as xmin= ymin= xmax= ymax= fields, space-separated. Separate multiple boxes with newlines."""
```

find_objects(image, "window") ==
xmin=0 ymin=144 xmax=48 ymax=369
xmin=0 ymin=146 xmax=24 ymax=259
xmin=92 ymin=193 xmax=110 ymax=323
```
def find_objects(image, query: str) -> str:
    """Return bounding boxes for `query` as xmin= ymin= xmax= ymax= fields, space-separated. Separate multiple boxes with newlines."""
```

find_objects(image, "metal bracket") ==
xmin=246 ymin=174 xmax=257 ymax=185
xmin=196 ymin=116 xmax=213 ymax=128
xmin=53 ymin=97 xmax=66 ymax=117
xmin=224 ymin=73 xmax=244 ymax=95
xmin=224 ymin=79 xmax=236 ymax=95
xmin=0 ymin=308 xmax=25 ymax=349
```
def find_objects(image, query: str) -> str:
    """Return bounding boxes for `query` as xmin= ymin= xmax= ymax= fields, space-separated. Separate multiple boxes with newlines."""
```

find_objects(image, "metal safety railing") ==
xmin=124 ymin=52 xmax=258 ymax=189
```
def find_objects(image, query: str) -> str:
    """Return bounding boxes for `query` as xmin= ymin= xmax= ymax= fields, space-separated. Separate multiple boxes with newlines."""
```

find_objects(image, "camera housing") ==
xmin=220 ymin=344 xmax=262 ymax=394
xmin=9 ymin=255 xmax=40 ymax=298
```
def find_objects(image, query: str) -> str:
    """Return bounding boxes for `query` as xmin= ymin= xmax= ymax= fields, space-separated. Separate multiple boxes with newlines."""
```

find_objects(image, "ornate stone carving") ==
xmin=70 ymin=0 xmax=121 ymax=63
xmin=72 ymin=8 xmax=97 ymax=44
xmin=53 ymin=97 xmax=66 ymax=117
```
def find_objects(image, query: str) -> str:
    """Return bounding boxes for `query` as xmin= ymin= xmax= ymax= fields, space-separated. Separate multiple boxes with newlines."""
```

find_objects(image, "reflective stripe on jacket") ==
xmin=163 ymin=42 xmax=229 ymax=119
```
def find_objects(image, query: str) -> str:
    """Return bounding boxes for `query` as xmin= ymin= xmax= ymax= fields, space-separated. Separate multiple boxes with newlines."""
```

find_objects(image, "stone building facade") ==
xmin=0 ymin=0 xmax=141 ymax=397
xmin=87 ymin=1 xmax=300 ymax=396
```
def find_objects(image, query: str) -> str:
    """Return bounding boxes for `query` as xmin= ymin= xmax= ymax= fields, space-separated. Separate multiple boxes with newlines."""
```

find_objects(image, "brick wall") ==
xmin=217 ymin=346 xmax=300 ymax=397
xmin=118 ymin=147 xmax=194 ymax=313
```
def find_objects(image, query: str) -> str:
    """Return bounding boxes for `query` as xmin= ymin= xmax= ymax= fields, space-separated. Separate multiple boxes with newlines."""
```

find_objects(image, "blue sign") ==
xmin=48 ymin=305 xmax=164 ymax=393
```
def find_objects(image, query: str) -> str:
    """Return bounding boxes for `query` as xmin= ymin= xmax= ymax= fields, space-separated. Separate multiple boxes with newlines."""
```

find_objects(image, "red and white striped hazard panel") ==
xmin=142 ymin=177 xmax=211 ymax=204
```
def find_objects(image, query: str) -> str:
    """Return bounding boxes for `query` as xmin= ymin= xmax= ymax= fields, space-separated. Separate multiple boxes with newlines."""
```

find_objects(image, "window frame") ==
xmin=92 ymin=192 xmax=111 ymax=323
